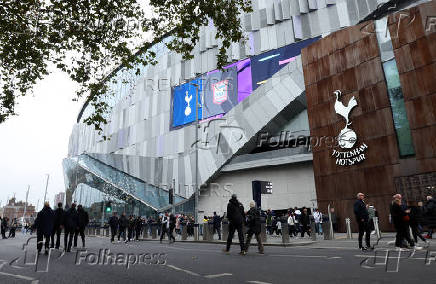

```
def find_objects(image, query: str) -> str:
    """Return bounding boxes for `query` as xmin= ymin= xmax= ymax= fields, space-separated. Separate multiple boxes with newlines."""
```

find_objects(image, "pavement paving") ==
xmin=0 ymin=233 xmax=435 ymax=284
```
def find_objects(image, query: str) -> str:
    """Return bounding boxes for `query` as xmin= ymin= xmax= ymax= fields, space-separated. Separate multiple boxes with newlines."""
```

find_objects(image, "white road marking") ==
xmin=0 ymin=271 xmax=38 ymax=282
xmin=269 ymin=254 xmax=341 ymax=259
xmin=354 ymin=254 xmax=427 ymax=260
xmin=204 ymin=273 xmax=233 ymax=278
xmin=166 ymin=264 xmax=201 ymax=276
xmin=247 ymin=281 xmax=272 ymax=284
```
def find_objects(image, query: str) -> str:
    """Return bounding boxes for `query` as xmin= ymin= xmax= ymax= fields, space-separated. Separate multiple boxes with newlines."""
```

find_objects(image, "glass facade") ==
xmin=382 ymin=60 xmax=415 ymax=157
xmin=63 ymin=154 xmax=189 ymax=223
xmin=376 ymin=17 xmax=415 ymax=157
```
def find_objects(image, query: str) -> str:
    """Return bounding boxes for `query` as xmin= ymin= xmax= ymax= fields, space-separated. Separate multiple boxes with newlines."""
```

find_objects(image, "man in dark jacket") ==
xmin=244 ymin=201 xmax=264 ymax=254
xmin=353 ymin=193 xmax=371 ymax=251
xmin=223 ymin=194 xmax=246 ymax=255
xmin=212 ymin=212 xmax=222 ymax=240
xmin=34 ymin=202 xmax=54 ymax=254
xmin=0 ymin=217 xmax=5 ymax=239
xmin=390 ymin=194 xmax=420 ymax=250
xmin=300 ymin=208 xmax=310 ymax=237
xmin=64 ymin=203 xmax=79 ymax=252
xmin=169 ymin=213 xmax=176 ymax=243
xmin=424 ymin=196 xmax=436 ymax=238
xmin=108 ymin=212 xmax=119 ymax=243
xmin=126 ymin=215 xmax=135 ymax=243
xmin=118 ymin=212 xmax=128 ymax=242
xmin=50 ymin=202 xmax=64 ymax=249
xmin=135 ymin=216 xmax=143 ymax=241
xmin=74 ymin=205 xmax=89 ymax=248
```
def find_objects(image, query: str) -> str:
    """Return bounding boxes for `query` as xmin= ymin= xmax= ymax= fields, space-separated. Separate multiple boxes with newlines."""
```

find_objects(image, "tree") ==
xmin=0 ymin=0 xmax=252 ymax=132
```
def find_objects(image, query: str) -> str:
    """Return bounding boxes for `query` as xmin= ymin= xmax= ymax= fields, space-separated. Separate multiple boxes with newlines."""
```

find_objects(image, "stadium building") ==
xmin=63 ymin=0 xmax=434 ymax=230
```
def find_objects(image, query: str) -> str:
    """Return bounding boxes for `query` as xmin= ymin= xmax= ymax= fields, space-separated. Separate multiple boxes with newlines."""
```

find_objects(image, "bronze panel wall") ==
xmin=302 ymin=2 xmax=436 ymax=231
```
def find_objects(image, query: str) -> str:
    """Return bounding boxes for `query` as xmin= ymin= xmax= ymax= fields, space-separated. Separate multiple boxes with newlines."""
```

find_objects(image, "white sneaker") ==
xmin=395 ymin=247 xmax=408 ymax=251
xmin=412 ymin=246 xmax=423 ymax=250
xmin=371 ymin=231 xmax=376 ymax=235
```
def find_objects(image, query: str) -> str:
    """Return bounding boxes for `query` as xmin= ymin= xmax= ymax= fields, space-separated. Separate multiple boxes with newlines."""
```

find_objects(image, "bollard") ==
xmin=194 ymin=224 xmax=199 ymax=241
xmin=260 ymin=222 xmax=267 ymax=243
xmin=151 ymin=224 xmax=157 ymax=239
xmin=143 ymin=225 xmax=148 ymax=239
xmin=322 ymin=223 xmax=332 ymax=240
xmin=91 ymin=227 xmax=96 ymax=236
xmin=222 ymin=221 xmax=229 ymax=241
xmin=96 ymin=227 xmax=101 ymax=236
xmin=281 ymin=221 xmax=290 ymax=244
xmin=208 ymin=223 xmax=214 ymax=241
xmin=202 ymin=223 xmax=209 ymax=241
xmin=345 ymin=218 xmax=353 ymax=239
xmin=182 ymin=224 xmax=188 ymax=240
xmin=310 ymin=222 xmax=317 ymax=241
xmin=85 ymin=227 xmax=89 ymax=236
xmin=373 ymin=217 xmax=381 ymax=239
xmin=106 ymin=228 xmax=110 ymax=237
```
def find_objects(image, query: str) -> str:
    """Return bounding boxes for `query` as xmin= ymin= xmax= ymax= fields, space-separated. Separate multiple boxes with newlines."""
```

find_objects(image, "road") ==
xmin=0 ymin=234 xmax=435 ymax=284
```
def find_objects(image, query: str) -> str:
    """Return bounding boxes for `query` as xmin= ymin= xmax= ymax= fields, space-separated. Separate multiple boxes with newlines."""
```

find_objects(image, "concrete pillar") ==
xmin=194 ymin=225 xmax=199 ymax=241
xmin=203 ymin=223 xmax=210 ymax=241
xmin=322 ymin=223 xmax=332 ymax=240
xmin=310 ymin=222 xmax=317 ymax=241
xmin=182 ymin=224 xmax=188 ymax=240
xmin=260 ymin=223 xmax=267 ymax=243
xmin=151 ymin=224 xmax=157 ymax=239
xmin=346 ymin=218 xmax=353 ymax=239
xmin=281 ymin=221 xmax=290 ymax=244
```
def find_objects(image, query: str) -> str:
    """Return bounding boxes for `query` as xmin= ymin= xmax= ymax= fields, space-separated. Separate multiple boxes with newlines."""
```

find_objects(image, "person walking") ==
xmin=64 ymin=203 xmax=79 ymax=252
xmin=354 ymin=193 xmax=371 ymax=251
xmin=287 ymin=212 xmax=297 ymax=237
xmin=212 ymin=212 xmax=222 ymax=240
xmin=330 ymin=207 xmax=338 ymax=233
xmin=409 ymin=201 xmax=428 ymax=246
xmin=108 ymin=212 xmax=119 ymax=243
xmin=8 ymin=219 xmax=17 ymax=238
xmin=300 ymin=208 xmax=311 ymax=238
xmin=50 ymin=202 xmax=64 ymax=249
xmin=118 ymin=212 xmax=128 ymax=242
xmin=244 ymin=201 xmax=264 ymax=254
xmin=0 ymin=217 xmax=6 ymax=239
xmin=223 ymin=194 xmax=246 ymax=255
xmin=160 ymin=212 xmax=170 ymax=243
xmin=135 ymin=216 xmax=143 ymax=241
xmin=169 ymin=213 xmax=176 ymax=243
xmin=34 ymin=202 xmax=54 ymax=255
xmin=313 ymin=209 xmax=323 ymax=235
xmin=424 ymin=196 xmax=436 ymax=239
xmin=391 ymin=194 xmax=421 ymax=250
xmin=126 ymin=215 xmax=135 ymax=243
xmin=74 ymin=205 xmax=89 ymax=248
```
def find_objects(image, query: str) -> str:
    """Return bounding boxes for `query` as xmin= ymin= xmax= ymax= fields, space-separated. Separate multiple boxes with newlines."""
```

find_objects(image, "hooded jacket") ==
xmin=226 ymin=197 xmax=245 ymax=226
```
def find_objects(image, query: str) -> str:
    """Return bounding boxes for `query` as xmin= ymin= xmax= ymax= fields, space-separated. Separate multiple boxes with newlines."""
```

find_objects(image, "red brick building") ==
xmin=2 ymin=197 xmax=36 ymax=223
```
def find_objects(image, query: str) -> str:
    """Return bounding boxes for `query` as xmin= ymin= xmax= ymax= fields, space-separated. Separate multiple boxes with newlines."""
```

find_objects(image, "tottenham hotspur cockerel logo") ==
xmin=332 ymin=90 xmax=368 ymax=166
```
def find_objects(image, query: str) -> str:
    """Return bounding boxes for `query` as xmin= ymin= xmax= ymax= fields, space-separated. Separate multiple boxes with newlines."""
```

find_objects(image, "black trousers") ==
xmin=357 ymin=220 xmax=371 ymax=248
xmin=245 ymin=230 xmax=263 ymax=253
xmin=135 ymin=229 xmax=141 ymax=240
xmin=300 ymin=224 xmax=310 ymax=237
xmin=118 ymin=227 xmax=126 ymax=241
xmin=110 ymin=227 xmax=117 ymax=242
xmin=411 ymin=224 xmax=426 ymax=243
xmin=226 ymin=223 xmax=244 ymax=252
xmin=64 ymin=228 xmax=74 ymax=251
xmin=50 ymin=226 xmax=62 ymax=249
xmin=160 ymin=226 xmax=171 ymax=241
xmin=37 ymin=232 xmax=50 ymax=252
xmin=214 ymin=226 xmax=221 ymax=240
xmin=395 ymin=224 xmax=414 ymax=247
xmin=127 ymin=228 xmax=134 ymax=241
xmin=74 ymin=227 xmax=85 ymax=247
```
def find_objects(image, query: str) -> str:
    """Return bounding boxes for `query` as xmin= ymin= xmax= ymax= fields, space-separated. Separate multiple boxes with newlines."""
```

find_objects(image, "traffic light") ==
xmin=105 ymin=201 xmax=112 ymax=213
xmin=169 ymin=188 xmax=174 ymax=205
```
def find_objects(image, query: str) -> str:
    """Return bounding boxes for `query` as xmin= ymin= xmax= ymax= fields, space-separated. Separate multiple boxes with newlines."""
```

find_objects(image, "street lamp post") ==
xmin=23 ymin=185 xmax=30 ymax=224
xmin=43 ymin=174 xmax=50 ymax=203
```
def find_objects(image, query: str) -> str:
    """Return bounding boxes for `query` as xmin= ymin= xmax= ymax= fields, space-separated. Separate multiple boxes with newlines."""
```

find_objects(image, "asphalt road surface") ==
xmin=0 ymin=234 xmax=435 ymax=284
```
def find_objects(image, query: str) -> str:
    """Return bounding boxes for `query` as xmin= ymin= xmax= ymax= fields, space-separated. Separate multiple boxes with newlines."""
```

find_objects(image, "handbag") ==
xmin=403 ymin=215 xmax=410 ymax=222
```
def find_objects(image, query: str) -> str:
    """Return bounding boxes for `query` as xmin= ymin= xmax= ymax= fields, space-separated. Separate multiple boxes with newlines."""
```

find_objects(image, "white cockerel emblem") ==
xmin=334 ymin=90 xmax=358 ymax=149
xmin=184 ymin=90 xmax=192 ymax=116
